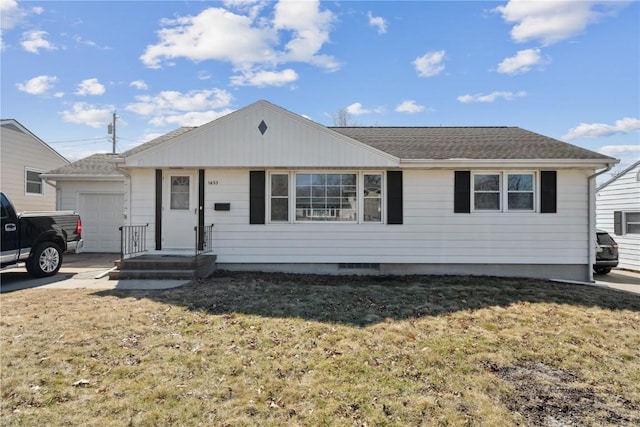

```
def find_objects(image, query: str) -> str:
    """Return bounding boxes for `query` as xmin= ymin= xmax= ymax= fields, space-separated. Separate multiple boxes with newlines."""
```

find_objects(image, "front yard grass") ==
xmin=1 ymin=272 xmax=639 ymax=426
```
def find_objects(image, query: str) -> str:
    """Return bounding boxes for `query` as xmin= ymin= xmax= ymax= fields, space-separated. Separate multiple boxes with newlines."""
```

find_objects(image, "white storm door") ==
xmin=163 ymin=172 xmax=197 ymax=249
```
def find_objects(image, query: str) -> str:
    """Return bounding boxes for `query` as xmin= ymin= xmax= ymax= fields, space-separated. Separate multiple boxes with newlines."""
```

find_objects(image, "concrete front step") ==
xmin=109 ymin=254 xmax=217 ymax=280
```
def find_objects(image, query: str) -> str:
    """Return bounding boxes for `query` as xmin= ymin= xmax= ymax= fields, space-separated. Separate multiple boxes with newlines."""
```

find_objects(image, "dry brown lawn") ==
xmin=1 ymin=272 xmax=639 ymax=426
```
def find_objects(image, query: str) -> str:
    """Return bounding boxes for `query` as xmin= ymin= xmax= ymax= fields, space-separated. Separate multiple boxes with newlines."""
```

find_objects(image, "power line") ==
xmin=47 ymin=137 xmax=106 ymax=144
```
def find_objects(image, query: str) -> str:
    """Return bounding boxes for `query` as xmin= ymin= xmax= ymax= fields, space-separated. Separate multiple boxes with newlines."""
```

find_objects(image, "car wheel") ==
xmin=593 ymin=266 xmax=611 ymax=275
xmin=27 ymin=242 xmax=63 ymax=277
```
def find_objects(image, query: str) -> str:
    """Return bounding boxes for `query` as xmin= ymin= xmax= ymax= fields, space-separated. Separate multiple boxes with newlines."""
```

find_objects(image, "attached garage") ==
xmin=79 ymin=193 xmax=124 ymax=252
xmin=41 ymin=153 xmax=126 ymax=254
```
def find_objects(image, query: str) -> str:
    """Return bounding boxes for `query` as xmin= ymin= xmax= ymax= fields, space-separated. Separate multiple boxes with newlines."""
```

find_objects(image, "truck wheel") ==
xmin=27 ymin=242 xmax=63 ymax=277
xmin=593 ymin=266 xmax=611 ymax=275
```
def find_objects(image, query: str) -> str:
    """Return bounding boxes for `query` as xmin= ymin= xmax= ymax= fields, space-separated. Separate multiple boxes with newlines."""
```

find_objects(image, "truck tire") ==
xmin=27 ymin=242 xmax=63 ymax=277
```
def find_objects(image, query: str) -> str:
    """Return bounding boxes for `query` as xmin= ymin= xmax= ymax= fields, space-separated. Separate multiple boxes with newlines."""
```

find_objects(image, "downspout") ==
xmin=587 ymin=163 xmax=616 ymax=282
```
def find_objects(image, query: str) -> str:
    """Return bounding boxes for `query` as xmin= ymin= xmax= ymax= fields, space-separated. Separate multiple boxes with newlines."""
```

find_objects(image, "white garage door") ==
xmin=79 ymin=193 xmax=124 ymax=253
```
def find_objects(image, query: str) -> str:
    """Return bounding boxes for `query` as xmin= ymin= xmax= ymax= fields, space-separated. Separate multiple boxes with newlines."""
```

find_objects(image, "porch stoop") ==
xmin=109 ymin=254 xmax=217 ymax=280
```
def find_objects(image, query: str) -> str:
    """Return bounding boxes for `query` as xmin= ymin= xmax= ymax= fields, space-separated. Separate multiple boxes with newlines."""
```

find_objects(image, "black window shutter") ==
xmin=614 ymin=211 xmax=622 ymax=235
xmin=540 ymin=171 xmax=557 ymax=213
xmin=249 ymin=171 xmax=266 ymax=224
xmin=454 ymin=171 xmax=471 ymax=213
xmin=155 ymin=169 xmax=162 ymax=250
xmin=387 ymin=171 xmax=403 ymax=224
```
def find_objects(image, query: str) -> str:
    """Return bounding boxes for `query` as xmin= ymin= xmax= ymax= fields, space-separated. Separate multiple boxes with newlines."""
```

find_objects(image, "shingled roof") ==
xmin=330 ymin=126 xmax=614 ymax=160
xmin=46 ymin=123 xmax=614 ymax=178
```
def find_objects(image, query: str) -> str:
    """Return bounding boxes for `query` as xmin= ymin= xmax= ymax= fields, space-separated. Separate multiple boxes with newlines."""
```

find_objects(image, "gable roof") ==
xmin=1 ymin=119 xmax=69 ymax=164
xmin=330 ymin=126 xmax=614 ymax=161
xmin=597 ymin=159 xmax=640 ymax=191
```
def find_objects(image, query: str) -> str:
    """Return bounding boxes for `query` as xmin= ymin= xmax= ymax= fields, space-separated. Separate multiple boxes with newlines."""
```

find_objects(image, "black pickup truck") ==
xmin=1 ymin=192 xmax=83 ymax=277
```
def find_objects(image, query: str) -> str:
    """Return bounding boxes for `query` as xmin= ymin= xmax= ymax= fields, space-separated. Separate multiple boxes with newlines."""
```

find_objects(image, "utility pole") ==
xmin=107 ymin=111 xmax=117 ymax=154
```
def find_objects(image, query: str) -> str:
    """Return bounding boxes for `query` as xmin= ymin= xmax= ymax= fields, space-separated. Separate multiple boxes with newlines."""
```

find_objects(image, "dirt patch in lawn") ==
xmin=483 ymin=360 xmax=640 ymax=426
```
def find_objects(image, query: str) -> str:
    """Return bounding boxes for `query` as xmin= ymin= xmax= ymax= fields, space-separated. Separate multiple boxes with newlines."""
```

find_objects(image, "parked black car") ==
xmin=1 ymin=192 xmax=83 ymax=277
xmin=594 ymin=230 xmax=619 ymax=274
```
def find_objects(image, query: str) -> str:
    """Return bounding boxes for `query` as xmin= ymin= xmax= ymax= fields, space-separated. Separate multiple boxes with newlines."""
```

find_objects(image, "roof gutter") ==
xmin=587 ymin=161 xmax=618 ymax=283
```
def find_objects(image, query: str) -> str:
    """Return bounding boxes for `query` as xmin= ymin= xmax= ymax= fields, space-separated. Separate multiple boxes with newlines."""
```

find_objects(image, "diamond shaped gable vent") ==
xmin=258 ymin=120 xmax=268 ymax=135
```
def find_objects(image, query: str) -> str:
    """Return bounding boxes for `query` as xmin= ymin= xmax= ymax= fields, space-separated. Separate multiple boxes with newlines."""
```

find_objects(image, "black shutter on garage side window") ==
xmin=387 ymin=171 xmax=403 ymax=224
xmin=614 ymin=211 xmax=622 ymax=235
xmin=454 ymin=171 xmax=471 ymax=213
xmin=540 ymin=171 xmax=557 ymax=213
xmin=249 ymin=171 xmax=266 ymax=224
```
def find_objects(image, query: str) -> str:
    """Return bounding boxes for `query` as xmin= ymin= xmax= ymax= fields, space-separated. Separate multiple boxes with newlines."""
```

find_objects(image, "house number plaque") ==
xmin=208 ymin=180 xmax=219 ymax=185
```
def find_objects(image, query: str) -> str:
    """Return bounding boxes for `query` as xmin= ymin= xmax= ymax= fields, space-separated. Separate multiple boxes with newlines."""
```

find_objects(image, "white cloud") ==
xmin=457 ymin=91 xmax=527 ymax=103
xmin=60 ymin=102 xmax=114 ymax=128
xmin=414 ymin=50 xmax=445 ymax=78
xmin=497 ymin=48 xmax=547 ymax=75
xmin=273 ymin=0 xmax=337 ymax=69
xmin=197 ymin=70 xmax=212 ymax=80
xmin=125 ymin=88 xmax=233 ymax=127
xmin=75 ymin=78 xmax=106 ymax=96
xmin=562 ymin=117 xmax=640 ymax=141
xmin=367 ymin=11 xmax=387 ymax=34
xmin=344 ymin=102 xmax=384 ymax=116
xmin=230 ymin=68 xmax=298 ymax=87
xmin=20 ymin=30 xmax=56 ymax=53
xmin=15 ymin=75 xmax=58 ymax=95
xmin=598 ymin=145 xmax=640 ymax=157
xmin=150 ymin=110 xmax=235 ymax=128
xmin=494 ymin=1 xmax=627 ymax=46
xmin=346 ymin=102 xmax=369 ymax=116
xmin=130 ymin=80 xmax=149 ymax=90
xmin=1 ymin=0 xmax=27 ymax=30
xmin=395 ymin=100 xmax=425 ymax=113
xmin=140 ymin=1 xmax=338 ymax=84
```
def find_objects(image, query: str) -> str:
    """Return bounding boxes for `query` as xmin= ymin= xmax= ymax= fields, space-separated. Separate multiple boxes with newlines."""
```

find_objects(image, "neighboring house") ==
xmin=44 ymin=100 xmax=617 ymax=281
xmin=0 ymin=119 xmax=69 ymax=211
xmin=596 ymin=160 xmax=640 ymax=271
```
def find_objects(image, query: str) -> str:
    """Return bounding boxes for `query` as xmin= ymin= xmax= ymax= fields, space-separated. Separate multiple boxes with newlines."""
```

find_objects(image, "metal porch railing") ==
xmin=119 ymin=224 xmax=149 ymax=259
xmin=195 ymin=224 xmax=215 ymax=257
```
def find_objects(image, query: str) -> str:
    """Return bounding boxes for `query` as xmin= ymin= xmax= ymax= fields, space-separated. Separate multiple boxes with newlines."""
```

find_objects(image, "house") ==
xmin=44 ymin=100 xmax=617 ymax=281
xmin=596 ymin=160 xmax=640 ymax=271
xmin=0 ymin=119 xmax=69 ymax=211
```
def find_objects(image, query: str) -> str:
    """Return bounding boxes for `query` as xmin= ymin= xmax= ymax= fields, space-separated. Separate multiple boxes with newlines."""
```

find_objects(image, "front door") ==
xmin=163 ymin=171 xmax=197 ymax=249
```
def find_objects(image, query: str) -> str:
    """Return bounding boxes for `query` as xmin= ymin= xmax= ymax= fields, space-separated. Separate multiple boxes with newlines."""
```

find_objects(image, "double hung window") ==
xmin=270 ymin=174 xmax=289 ymax=221
xmin=472 ymin=172 xmax=535 ymax=212
xmin=25 ymin=168 xmax=44 ymax=195
xmin=625 ymin=212 xmax=640 ymax=234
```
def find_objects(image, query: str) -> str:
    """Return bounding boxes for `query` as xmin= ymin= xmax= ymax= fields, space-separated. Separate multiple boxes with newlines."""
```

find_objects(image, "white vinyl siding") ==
xmin=596 ymin=162 xmax=640 ymax=271
xmin=0 ymin=124 xmax=68 ymax=211
xmin=125 ymin=102 xmax=397 ymax=169
xmin=174 ymin=168 xmax=592 ymax=266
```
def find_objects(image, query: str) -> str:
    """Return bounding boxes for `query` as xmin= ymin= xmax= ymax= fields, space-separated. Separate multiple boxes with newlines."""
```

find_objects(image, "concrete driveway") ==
xmin=0 ymin=253 xmax=190 ymax=292
xmin=594 ymin=269 xmax=640 ymax=295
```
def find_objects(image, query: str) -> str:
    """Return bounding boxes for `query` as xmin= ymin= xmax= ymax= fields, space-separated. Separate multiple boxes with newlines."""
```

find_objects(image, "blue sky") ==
xmin=1 ymin=0 xmax=638 ymax=176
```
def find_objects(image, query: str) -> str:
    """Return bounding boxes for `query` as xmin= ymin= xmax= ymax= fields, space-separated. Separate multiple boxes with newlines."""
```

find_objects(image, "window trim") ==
xmin=25 ymin=167 xmax=45 ymax=196
xmin=266 ymin=170 xmax=388 ymax=224
xmin=268 ymin=172 xmax=291 ymax=223
xmin=623 ymin=211 xmax=640 ymax=235
xmin=472 ymin=172 xmax=502 ymax=212
xmin=471 ymin=171 xmax=538 ymax=213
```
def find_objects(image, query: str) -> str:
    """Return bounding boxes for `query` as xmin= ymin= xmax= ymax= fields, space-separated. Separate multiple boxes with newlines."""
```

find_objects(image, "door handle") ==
xmin=5 ymin=223 xmax=16 ymax=232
